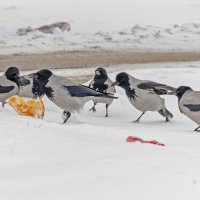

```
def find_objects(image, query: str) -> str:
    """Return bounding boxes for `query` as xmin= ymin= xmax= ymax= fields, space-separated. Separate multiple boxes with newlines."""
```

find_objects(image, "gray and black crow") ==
xmin=169 ymin=86 xmax=200 ymax=131
xmin=18 ymin=74 xmax=35 ymax=98
xmin=30 ymin=69 xmax=118 ymax=123
xmin=89 ymin=67 xmax=116 ymax=117
xmin=112 ymin=72 xmax=175 ymax=122
xmin=0 ymin=67 xmax=30 ymax=107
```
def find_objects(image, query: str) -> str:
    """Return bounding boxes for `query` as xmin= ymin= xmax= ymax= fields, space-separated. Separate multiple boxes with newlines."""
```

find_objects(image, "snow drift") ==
xmin=0 ymin=63 xmax=200 ymax=200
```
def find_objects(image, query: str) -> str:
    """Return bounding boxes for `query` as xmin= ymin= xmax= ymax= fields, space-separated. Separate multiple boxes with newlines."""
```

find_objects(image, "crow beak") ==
xmin=28 ymin=73 xmax=41 ymax=84
xmin=28 ymin=72 xmax=37 ymax=79
xmin=111 ymin=81 xmax=119 ymax=86
xmin=18 ymin=76 xmax=30 ymax=86
xmin=168 ymin=90 xmax=177 ymax=95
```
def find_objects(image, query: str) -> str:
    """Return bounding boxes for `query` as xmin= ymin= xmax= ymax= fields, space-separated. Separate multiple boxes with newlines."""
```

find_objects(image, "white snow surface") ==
xmin=1 ymin=0 xmax=200 ymax=54
xmin=1 ymin=63 xmax=200 ymax=200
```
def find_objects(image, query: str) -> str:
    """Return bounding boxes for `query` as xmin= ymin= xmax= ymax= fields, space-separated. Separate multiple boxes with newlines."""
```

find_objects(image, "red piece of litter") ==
xmin=126 ymin=136 xmax=165 ymax=146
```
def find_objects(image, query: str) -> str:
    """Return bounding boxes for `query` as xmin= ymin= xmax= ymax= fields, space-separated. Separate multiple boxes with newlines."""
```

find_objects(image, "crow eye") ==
xmin=38 ymin=74 xmax=43 ymax=79
xmin=12 ymin=73 xmax=17 ymax=77
xmin=36 ymin=73 xmax=43 ymax=80
xmin=117 ymin=77 xmax=123 ymax=82
xmin=37 ymin=73 xmax=47 ymax=82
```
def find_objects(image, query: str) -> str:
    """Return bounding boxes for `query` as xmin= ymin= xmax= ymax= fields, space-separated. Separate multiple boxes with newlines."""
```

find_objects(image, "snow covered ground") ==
xmin=1 ymin=63 xmax=200 ymax=200
xmin=1 ymin=0 xmax=200 ymax=54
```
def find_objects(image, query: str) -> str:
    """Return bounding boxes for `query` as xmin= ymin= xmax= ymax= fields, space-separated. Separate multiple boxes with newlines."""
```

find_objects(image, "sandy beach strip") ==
xmin=1 ymin=50 xmax=200 ymax=71
xmin=1 ymin=50 xmax=200 ymax=83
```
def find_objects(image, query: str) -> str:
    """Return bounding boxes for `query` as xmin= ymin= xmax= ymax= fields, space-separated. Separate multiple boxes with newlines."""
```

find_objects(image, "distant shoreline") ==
xmin=1 ymin=50 xmax=200 ymax=72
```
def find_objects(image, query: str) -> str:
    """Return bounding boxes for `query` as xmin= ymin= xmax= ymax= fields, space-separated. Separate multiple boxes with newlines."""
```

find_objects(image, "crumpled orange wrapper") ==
xmin=6 ymin=95 xmax=45 ymax=119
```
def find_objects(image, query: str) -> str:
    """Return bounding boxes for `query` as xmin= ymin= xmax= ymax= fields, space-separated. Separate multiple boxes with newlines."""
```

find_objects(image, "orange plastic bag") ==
xmin=6 ymin=95 xmax=45 ymax=119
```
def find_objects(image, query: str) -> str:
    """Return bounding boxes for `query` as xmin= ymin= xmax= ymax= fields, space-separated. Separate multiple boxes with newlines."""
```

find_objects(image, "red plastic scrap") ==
xmin=126 ymin=136 xmax=165 ymax=146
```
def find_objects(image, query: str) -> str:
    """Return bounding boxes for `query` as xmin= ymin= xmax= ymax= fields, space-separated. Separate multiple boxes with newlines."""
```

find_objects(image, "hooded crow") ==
xmin=112 ymin=72 xmax=175 ymax=122
xmin=89 ymin=67 xmax=116 ymax=117
xmin=169 ymin=86 xmax=200 ymax=131
xmin=31 ymin=69 xmax=118 ymax=123
xmin=0 ymin=67 xmax=30 ymax=107
xmin=18 ymin=74 xmax=36 ymax=98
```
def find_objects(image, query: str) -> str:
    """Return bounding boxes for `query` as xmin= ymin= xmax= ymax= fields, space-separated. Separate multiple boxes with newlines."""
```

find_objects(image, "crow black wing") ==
xmin=184 ymin=104 xmax=200 ymax=112
xmin=137 ymin=82 xmax=176 ymax=95
xmin=0 ymin=85 xmax=15 ymax=93
xmin=64 ymin=85 xmax=117 ymax=98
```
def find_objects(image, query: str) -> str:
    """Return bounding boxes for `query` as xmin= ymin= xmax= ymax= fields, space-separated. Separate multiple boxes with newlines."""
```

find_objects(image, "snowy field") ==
xmin=1 ymin=63 xmax=200 ymax=200
xmin=1 ymin=0 xmax=200 ymax=199
xmin=1 ymin=0 xmax=200 ymax=54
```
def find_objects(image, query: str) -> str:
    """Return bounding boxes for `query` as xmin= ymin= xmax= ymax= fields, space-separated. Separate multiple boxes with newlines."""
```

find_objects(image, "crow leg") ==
xmin=63 ymin=111 xmax=71 ymax=124
xmin=2 ymin=100 xmax=6 ymax=108
xmin=89 ymin=103 xmax=97 ymax=112
xmin=194 ymin=125 xmax=200 ymax=132
xmin=133 ymin=112 xmax=145 ymax=123
xmin=105 ymin=104 xmax=109 ymax=117
xmin=158 ymin=108 xmax=173 ymax=122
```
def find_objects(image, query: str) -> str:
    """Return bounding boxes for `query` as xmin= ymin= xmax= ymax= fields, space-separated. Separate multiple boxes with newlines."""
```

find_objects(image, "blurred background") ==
xmin=1 ymin=0 xmax=200 ymax=71
xmin=1 ymin=0 xmax=200 ymax=33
